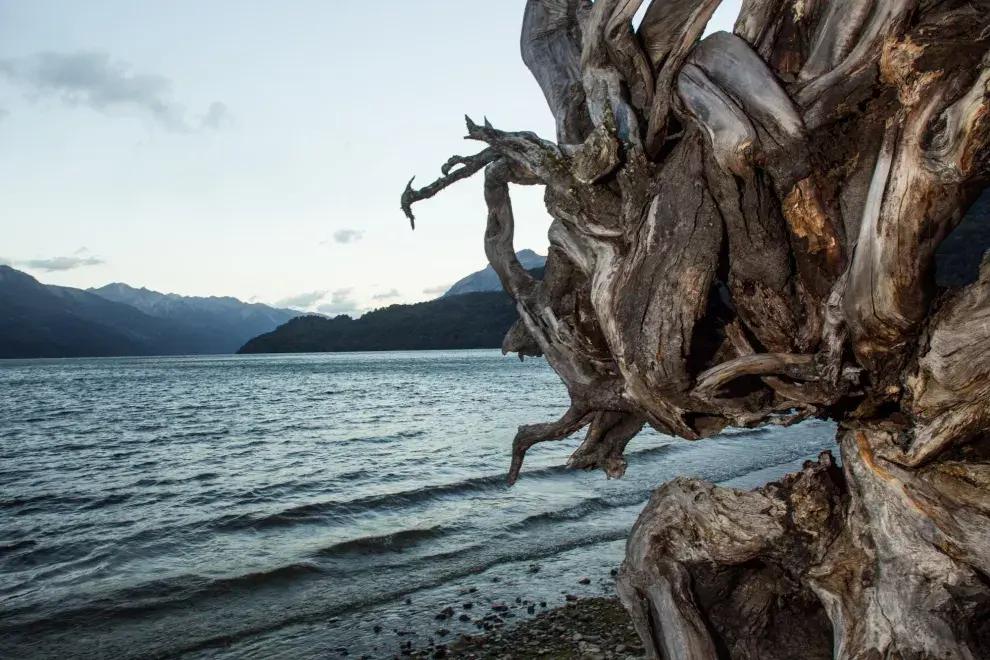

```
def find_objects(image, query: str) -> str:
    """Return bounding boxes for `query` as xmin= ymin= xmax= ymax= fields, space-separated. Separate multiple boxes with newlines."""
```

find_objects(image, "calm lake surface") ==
xmin=0 ymin=351 xmax=837 ymax=659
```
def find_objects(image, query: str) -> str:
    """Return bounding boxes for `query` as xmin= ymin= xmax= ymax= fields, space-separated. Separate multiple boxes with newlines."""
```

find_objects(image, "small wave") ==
xmin=80 ymin=493 xmax=133 ymax=510
xmin=625 ymin=442 xmax=678 ymax=461
xmin=719 ymin=427 xmax=773 ymax=438
xmin=133 ymin=423 xmax=165 ymax=432
xmin=331 ymin=429 xmax=428 ymax=446
xmin=227 ymin=438 xmax=267 ymax=450
xmin=213 ymin=451 xmax=679 ymax=533
xmin=211 ymin=562 xmax=324 ymax=591
xmin=169 ymin=428 xmax=230 ymax=440
xmin=130 ymin=471 xmax=219 ymax=488
xmin=212 ymin=473 xmax=512 ymax=531
xmin=507 ymin=498 xmax=615 ymax=530
xmin=336 ymin=469 xmax=370 ymax=482
xmin=59 ymin=442 xmax=99 ymax=452
xmin=1 ymin=538 xmax=103 ymax=571
xmin=0 ymin=539 xmax=37 ymax=556
xmin=421 ymin=543 xmax=484 ymax=562
xmin=314 ymin=526 xmax=449 ymax=558
xmin=279 ymin=422 xmax=328 ymax=432
xmin=1 ymin=493 xmax=94 ymax=513
xmin=0 ymin=562 xmax=326 ymax=634
xmin=21 ymin=410 xmax=77 ymax=423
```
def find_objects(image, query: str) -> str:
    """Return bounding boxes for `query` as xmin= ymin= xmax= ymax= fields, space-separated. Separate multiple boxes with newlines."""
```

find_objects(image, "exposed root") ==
xmin=401 ymin=148 xmax=499 ymax=228
xmin=399 ymin=4 xmax=990 ymax=651
xmin=508 ymin=405 xmax=593 ymax=485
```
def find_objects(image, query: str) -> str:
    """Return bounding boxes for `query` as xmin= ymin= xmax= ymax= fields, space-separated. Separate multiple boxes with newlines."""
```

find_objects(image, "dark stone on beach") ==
xmin=435 ymin=606 xmax=455 ymax=620
xmin=578 ymin=577 xmax=591 ymax=584
xmin=565 ymin=594 xmax=579 ymax=601
xmin=540 ymin=601 xmax=547 ymax=607
xmin=527 ymin=604 xmax=536 ymax=614
xmin=458 ymin=614 xmax=471 ymax=622
xmin=462 ymin=602 xmax=472 ymax=609
xmin=405 ymin=597 xmax=412 ymax=605
xmin=528 ymin=564 xmax=540 ymax=573
xmin=491 ymin=577 xmax=500 ymax=583
xmin=515 ymin=597 xmax=521 ymax=603
xmin=610 ymin=568 xmax=618 ymax=577
xmin=374 ymin=624 xmax=382 ymax=634
xmin=397 ymin=630 xmax=414 ymax=636
xmin=492 ymin=604 xmax=508 ymax=612
xmin=336 ymin=648 xmax=348 ymax=656
xmin=436 ymin=628 xmax=449 ymax=636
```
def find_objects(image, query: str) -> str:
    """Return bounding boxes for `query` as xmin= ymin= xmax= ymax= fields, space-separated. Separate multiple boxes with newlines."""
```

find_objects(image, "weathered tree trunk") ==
xmin=402 ymin=1 xmax=990 ymax=656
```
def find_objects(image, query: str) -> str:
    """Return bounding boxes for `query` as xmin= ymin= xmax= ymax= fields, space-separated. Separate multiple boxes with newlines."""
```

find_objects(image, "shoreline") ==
xmin=349 ymin=593 xmax=645 ymax=660
xmin=447 ymin=596 xmax=644 ymax=659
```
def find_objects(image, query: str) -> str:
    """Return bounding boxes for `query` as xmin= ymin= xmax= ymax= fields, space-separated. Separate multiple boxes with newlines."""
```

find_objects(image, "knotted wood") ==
xmin=402 ymin=1 xmax=990 ymax=656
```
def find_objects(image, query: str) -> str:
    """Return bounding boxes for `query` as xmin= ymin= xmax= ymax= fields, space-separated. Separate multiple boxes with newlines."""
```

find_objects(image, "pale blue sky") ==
xmin=0 ymin=0 xmax=742 ymax=314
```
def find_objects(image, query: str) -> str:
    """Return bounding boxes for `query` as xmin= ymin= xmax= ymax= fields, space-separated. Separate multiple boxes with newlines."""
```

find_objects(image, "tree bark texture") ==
xmin=402 ymin=1 xmax=990 ymax=657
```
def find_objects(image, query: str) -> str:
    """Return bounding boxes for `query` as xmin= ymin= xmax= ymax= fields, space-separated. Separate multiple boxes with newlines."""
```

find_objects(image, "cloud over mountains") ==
xmin=372 ymin=289 xmax=400 ymax=301
xmin=1 ymin=249 xmax=106 ymax=272
xmin=317 ymin=288 xmax=360 ymax=315
xmin=274 ymin=287 xmax=363 ymax=316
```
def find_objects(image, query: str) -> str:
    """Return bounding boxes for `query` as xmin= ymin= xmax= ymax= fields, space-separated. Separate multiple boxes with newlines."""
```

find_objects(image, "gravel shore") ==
xmin=377 ymin=596 xmax=645 ymax=659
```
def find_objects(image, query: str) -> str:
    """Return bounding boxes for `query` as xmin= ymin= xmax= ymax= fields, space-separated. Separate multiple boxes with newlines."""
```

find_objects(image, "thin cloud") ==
xmin=332 ymin=229 xmax=364 ymax=244
xmin=199 ymin=101 xmax=231 ymax=130
xmin=372 ymin=289 xmax=401 ymax=300
xmin=0 ymin=51 xmax=229 ymax=132
xmin=317 ymin=287 xmax=361 ymax=315
xmin=275 ymin=290 xmax=327 ymax=309
xmin=0 ymin=108 xmax=8 ymax=122
xmin=422 ymin=284 xmax=450 ymax=295
xmin=11 ymin=253 xmax=105 ymax=272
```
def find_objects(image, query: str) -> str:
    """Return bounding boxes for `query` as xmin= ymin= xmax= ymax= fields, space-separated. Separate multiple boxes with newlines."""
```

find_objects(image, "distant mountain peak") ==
xmin=442 ymin=250 xmax=546 ymax=298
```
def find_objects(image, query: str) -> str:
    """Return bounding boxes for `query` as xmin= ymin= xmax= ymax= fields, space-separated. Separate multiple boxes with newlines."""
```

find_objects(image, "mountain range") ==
xmin=237 ymin=287 xmax=530 ymax=354
xmin=0 ymin=251 xmax=551 ymax=360
xmin=237 ymin=253 xmax=552 ymax=355
xmin=443 ymin=249 xmax=546 ymax=297
xmin=0 ymin=269 xmax=300 ymax=359
xmin=89 ymin=283 xmax=300 ymax=353
xmin=4 ymin=188 xmax=989 ymax=362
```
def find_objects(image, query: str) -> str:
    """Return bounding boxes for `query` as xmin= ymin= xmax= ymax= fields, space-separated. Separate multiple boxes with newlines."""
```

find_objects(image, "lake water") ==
xmin=0 ymin=351 xmax=837 ymax=659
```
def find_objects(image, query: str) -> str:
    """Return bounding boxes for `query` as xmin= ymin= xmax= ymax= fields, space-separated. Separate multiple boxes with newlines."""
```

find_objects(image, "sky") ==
xmin=0 ymin=0 xmax=742 ymax=315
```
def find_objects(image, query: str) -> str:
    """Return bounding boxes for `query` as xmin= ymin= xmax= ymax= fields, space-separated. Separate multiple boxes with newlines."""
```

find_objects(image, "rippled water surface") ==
xmin=0 ymin=351 xmax=837 ymax=658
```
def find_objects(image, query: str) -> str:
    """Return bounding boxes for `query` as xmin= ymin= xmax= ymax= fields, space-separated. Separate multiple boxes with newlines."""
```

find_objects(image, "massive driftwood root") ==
xmin=402 ymin=0 xmax=990 ymax=655
xmin=619 ymin=428 xmax=990 ymax=659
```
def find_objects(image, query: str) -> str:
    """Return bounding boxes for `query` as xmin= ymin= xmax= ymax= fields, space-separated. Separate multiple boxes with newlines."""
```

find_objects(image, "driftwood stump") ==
xmin=402 ymin=1 xmax=990 ymax=657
